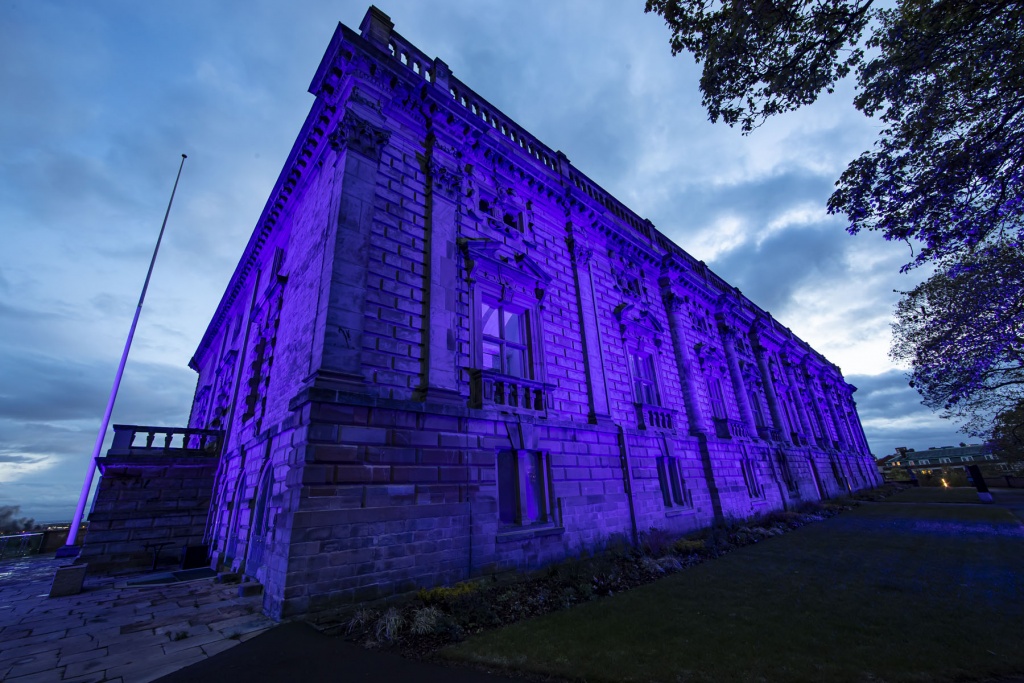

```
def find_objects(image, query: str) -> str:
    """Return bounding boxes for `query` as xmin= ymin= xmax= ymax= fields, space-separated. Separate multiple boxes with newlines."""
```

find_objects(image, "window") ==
xmin=829 ymin=456 xmax=848 ymax=491
xmin=629 ymin=351 xmax=659 ymax=406
xmin=658 ymin=456 xmax=691 ymax=508
xmin=242 ymin=336 xmax=268 ymax=421
xmin=481 ymin=299 xmax=529 ymax=378
xmin=777 ymin=449 xmax=797 ymax=492
xmin=497 ymin=450 xmax=551 ymax=525
xmin=463 ymin=238 xmax=551 ymax=414
xmin=708 ymin=377 xmax=728 ymax=420
xmin=749 ymin=389 xmax=766 ymax=428
xmin=741 ymin=457 xmax=763 ymax=499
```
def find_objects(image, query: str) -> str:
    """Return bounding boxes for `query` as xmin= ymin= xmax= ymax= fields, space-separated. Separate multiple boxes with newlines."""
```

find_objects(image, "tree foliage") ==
xmin=990 ymin=400 xmax=1024 ymax=465
xmin=890 ymin=245 xmax=1024 ymax=436
xmin=645 ymin=0 xmax=1024 ymax=271
xmin=644 ymin=0 xmax=873 ymax=133
xmin=646 ymin=0 xmax=1024 ymax=433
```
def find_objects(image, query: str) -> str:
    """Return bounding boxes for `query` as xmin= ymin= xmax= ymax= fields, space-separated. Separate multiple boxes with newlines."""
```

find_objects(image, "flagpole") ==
xmin=63 ymin=154 xmax=188 ymax=551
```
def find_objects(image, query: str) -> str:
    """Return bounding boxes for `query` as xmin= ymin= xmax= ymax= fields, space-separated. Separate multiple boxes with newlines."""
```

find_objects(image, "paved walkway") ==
xmin=0 ymin=556 xmax=273 ymax=683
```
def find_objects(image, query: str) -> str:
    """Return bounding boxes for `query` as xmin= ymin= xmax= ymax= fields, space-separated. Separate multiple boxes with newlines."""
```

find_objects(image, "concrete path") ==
xmin=0 ymin=555 xmax=273 ymax=683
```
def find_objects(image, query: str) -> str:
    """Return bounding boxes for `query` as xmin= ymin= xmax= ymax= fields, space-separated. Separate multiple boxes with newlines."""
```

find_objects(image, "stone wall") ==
xmin=78 ymin=427 xmax=220 ymax=574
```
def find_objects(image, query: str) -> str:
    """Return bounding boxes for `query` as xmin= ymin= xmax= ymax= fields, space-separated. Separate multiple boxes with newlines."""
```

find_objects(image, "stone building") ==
xmin=185 ymin=7 xmax=880 ymax=619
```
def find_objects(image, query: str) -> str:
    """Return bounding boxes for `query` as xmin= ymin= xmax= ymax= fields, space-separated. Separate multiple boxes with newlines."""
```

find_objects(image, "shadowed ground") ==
xmin=442 ymin=490 xmax=1024 ymax=682
xmin=150 ymin=489 xmax=1024 ymax=683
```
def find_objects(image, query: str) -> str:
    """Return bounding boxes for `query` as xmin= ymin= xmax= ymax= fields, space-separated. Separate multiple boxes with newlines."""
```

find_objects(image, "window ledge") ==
xmin=664 ymin=508 xmax=695 ymax=518
xmin=495 ymin=525 xmax=565 ymax=543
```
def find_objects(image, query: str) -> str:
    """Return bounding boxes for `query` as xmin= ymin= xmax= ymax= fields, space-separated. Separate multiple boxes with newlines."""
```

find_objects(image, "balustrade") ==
xmin=109 ymin=425 xmax=223 ymax=457
xmin=757 ymin=425 xmax=784 ymax=442
xmin=713 ymin=417 xmax=751 ymax=440
xmin=635 ymin=403 xmax=674 ymax=431
xmin=471 ymin=370 xmax=548 ymax=416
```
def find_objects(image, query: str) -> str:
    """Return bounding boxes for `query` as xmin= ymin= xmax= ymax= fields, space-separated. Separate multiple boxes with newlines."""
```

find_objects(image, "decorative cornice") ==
xmin=328 ymin=109 xmax=391 ymax=161
xmin=428 ymin=160 xmax=462 ymax=199
xmin=565 ymin=234 xmax=593 ymax=268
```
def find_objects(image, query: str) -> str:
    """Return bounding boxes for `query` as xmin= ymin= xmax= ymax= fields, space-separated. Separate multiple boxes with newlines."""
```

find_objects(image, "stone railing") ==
xmin=791 ymin=432 xmax=809 ymax=447
xmin=635 ymin=403 xmax=674 ymax=431
xmin=815 ymin=436 xmax=833 ymax=450
xmin=386 ymin=32 xmax=436 ymax=85
xmin=109 ymin=425 xmax=223 ymax=457
xmin=713 ymin=418 xmax=751 ymax=440
xmin=757 ymin=425 xmax=784 ymax=442
xmin=470 ymin=370 xmax=548 ymax=416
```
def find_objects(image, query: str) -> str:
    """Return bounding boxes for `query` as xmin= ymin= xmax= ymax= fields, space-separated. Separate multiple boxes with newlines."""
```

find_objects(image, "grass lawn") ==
xmin=443 ymin=503 xmax=1024 ymax=682
xmin=885 ymin=486 xmax=985 ymax=504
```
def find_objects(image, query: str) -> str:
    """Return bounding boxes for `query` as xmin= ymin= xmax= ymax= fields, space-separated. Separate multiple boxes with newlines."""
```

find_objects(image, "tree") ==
xmin=890 ymin=244 xmax=1024 ymax=436
xmin=990 ymin=399 xmax=1024 ymax=467
xmin=645 ymin=0 xmax=1024 ymax=431
xmin=645 ymin=0 xmax=1024 ymax=270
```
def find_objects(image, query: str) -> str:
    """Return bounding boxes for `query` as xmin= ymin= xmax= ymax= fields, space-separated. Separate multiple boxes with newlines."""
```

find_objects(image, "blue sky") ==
xmin=0 ymin=1 xmax=969 ymax=522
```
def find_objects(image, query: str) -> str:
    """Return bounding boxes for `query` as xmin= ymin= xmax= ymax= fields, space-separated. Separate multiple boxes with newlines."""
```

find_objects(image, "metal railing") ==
xmin=0 ymin=533 xmax=43 ymax=560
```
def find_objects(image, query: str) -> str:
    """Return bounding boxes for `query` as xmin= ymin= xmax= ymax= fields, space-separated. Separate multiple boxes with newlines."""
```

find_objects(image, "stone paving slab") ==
xmin=0 ymin=555 xmax=274 ymax=683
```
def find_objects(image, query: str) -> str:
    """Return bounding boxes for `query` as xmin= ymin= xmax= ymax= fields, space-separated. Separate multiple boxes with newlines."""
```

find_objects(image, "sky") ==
xmin=0 ymin=1 xmax=971 ymax=522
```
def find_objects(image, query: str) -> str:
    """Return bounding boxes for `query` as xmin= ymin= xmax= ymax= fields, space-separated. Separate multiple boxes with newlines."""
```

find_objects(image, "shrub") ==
xmin=672 ymin=538 xmax=706 ymax=556
xmin=640 ymin=556 xmax=665 ymax=575
xmin=759 ymin=510 xmax=804 ymax=527
xmin=418 ymin=581 xmax=479 ymax=607
xmin=374 ymin=607 xmax=405 ymax=642
xmin=640 ymin=526 xmax=674 ymax=558
xmin=346 ymin=608 xmax=379 ymax=635
xmin=410 ymin=606 xmax=444 ymax=635
xmin=549 ymin=557 xmax=588 ymax=585
xmin=656 ymin=556 xmax=683 ymax=572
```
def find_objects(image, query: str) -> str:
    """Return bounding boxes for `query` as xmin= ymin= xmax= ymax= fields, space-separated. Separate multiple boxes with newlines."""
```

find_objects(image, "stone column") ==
xmin=567 ymin=228 xmax=611 ymax=422
xmin=823 ymin=382 xmax=848 ymax=448
xmin=844 ymin=392 xmax=871 ymax=456
xmin=719 ymin=323 xmax=756 ymax=433
xmin=782 ymin=359 xmax=814 ymax=441
xmin=754 ymin=344 xmax=787 ymax=442
xmin=804 ymin=371 xmax=833 ymax=444
xmin=416 ymin=131 xmax=463 ymax=404
xmin=664 ymin=293 xmax=708 ymax=434
xmin=309 ymin=107 xmax=391 ymax=392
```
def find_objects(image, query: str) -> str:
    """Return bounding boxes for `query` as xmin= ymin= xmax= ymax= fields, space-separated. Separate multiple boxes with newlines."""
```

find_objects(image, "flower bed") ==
xmin=318 ymin=485 xmax=909 ymax=658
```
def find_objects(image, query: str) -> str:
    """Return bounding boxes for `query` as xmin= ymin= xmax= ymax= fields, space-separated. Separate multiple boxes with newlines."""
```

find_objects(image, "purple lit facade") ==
xmin=187 ymin=7 xmax=880 ymax=619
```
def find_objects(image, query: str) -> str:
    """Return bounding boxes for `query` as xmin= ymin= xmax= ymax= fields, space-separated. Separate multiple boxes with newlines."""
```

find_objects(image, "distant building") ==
xmin=85 ymin=7 xmax=881 ymax=620
xmin=882 ymin=444 xmax=1011 ymax=483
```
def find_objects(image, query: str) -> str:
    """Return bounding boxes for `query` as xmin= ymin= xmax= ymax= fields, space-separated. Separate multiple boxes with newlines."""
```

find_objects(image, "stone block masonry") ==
xmin=175 ymin=6 xmax=883 ymax=619
xmin=78 ymin=426 xmax=220 ymax=574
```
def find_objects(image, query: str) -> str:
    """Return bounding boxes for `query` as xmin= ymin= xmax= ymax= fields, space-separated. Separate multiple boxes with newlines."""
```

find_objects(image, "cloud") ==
xmin=0 ymin=0 xmax=971 ymax=517
xmin=849 ymin=370 xmax=969 ymax=456
xmin=708 ymin=219 xmax=850 ymax=316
